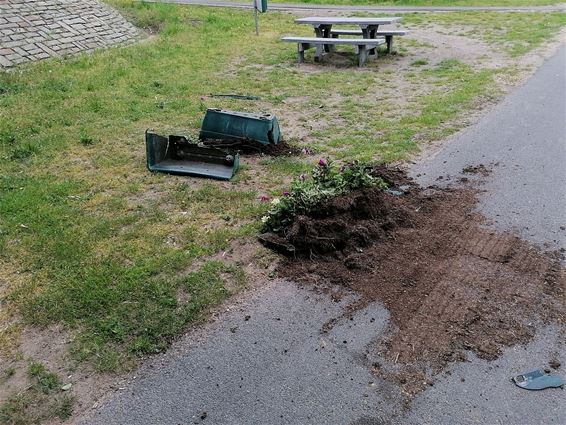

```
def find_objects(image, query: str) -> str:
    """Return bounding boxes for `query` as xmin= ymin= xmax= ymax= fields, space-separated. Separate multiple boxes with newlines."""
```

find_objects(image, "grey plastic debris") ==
xmin=512 ymin=369 xmax=565 ymax=390
xmin=385 ymin=189 xmax=404 ymax=196
xmin=385 ymin=185 xmax=411 ymax=197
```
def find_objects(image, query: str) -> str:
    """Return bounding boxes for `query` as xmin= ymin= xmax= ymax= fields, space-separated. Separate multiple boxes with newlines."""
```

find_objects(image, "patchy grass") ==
xmin=1 ymin=367 xmax=16 ymax=381
xmin=401 ymin=11 xmax=566 ymax=56
xmin=0 ymin=362 xmax=74 ymax=424
xmin=411 ymin=58 xmax=428 ymax=66
xmin=27 ymin=362 xmax=60 ymax=394
xmin=0 ymin=4 xmax=564 ymax=415
xmin=272 ymin=0 xmax=560 ymax=6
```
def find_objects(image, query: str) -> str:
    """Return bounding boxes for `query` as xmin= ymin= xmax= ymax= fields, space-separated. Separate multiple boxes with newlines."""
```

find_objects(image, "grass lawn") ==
xmin=0 ymin=1 xmax=564 ymax=421
xmin=271 ymin=0 xmax=562 ymax=7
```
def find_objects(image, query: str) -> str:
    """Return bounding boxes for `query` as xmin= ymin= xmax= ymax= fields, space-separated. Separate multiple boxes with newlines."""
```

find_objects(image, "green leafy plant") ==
xmin=261 ymin=160 xmax=387 ymax=233
xmin=27 ymin=362 xmax=60 ymax=394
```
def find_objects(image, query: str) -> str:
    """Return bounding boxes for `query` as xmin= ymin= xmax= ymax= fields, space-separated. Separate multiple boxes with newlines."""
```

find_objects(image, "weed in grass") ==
xmin=51 ymin=394 xmax=75 ymax=421
xmin=0 ymin=130 xmax=16 ymax=147
xmin=2 ymin=367 xmax=16 ymax=381
xmin=78 ymin=130 xmax=97 ymax=146
xmin=9 ymin=144 xmax=39 ymax=161
xmin=411 ymin=58 xmax=429 ymax=66
xmin=0 ymin=362 xmax=74 ymax=424
xmin=0 ymin=392 xmax=34 ymax=425
xmin=28 ymin=362 xmax=60 ymax=394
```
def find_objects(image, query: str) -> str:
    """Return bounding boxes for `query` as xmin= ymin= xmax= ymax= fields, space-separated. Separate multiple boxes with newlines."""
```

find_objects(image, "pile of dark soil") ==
xmin=203 ymin=139 xmax=302 ymax=157
xmin=264 ymin=167 xmax=565 ymax=395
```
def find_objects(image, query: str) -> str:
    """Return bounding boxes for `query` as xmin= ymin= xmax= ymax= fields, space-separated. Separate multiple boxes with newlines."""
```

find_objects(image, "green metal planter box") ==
xmin=145 ymin=131 xmax=239 ymax=180
xmin=199 ymin=108 xmax=281 ymax=147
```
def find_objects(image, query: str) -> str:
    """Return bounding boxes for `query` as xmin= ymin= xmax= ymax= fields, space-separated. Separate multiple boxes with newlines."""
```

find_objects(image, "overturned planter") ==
xmin=145 ymin=131 xmax=239 ymax=181
xmin=200 ymin=108 xmax=281 ymax=148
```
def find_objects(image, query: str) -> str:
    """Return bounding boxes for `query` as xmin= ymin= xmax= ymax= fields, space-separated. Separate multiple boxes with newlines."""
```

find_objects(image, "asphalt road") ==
xmin=78 ymin=47 xmax=566 ymax=425
xmin=406 ymin=45 xmax=566 ymax=424
xmin=143 ymin=0 xmax=566 ymax=12
xmin=412 ymin=46 xmax=566 ymax=251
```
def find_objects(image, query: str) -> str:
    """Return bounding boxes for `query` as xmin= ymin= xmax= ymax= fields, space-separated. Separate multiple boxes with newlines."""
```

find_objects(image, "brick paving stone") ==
xmin=13 ymin=46 xmax=27 ymax=56
xmin=0 ymin=56 xmax=13 ymax=67
xmin=0 ymin=0 xmax=144 ymax=68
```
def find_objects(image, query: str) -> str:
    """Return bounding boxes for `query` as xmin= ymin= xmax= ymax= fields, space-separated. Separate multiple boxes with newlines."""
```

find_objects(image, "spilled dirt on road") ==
xmin=264 ymin=166 xmax=565 ymax=395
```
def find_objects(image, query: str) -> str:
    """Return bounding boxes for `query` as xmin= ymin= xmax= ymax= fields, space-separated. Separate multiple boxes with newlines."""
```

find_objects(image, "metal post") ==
xmin=254 ymin=5 xmax=259 ymax=36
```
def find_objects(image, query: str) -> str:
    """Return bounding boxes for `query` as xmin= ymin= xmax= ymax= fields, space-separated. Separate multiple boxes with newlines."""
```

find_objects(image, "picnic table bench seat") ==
xmin=329 ymin=29 xmax=408 ymax=53
xmin=281 ymin=36 xmax=386 ymax=66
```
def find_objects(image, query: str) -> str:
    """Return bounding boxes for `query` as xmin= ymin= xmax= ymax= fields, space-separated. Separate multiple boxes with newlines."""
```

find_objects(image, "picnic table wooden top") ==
xmin=294 ymin=17 xmax=402 ymax=26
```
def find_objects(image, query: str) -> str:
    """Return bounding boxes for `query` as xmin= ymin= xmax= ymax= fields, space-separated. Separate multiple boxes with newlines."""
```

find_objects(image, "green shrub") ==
xmin=261 ymin=160 xmax=387 ymax=233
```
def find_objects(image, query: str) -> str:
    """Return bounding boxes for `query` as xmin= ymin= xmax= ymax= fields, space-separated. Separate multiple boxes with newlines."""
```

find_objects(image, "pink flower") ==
xmin=318 ymin=159 xmax=327 ymax=167
xmin=282 ymin=191 xmax=290 ymax=196
xmin=258 ymin=195 xmax=270 ymax=202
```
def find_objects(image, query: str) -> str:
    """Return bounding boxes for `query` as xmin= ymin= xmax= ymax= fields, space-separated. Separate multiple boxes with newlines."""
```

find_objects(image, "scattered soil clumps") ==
xmin=262 ymin=140 xmax=304 ymax=157
xmin=462 ymin=163 xmax=491 ymax=176
xmin=263 ymin=167 xmax=565 ymax=395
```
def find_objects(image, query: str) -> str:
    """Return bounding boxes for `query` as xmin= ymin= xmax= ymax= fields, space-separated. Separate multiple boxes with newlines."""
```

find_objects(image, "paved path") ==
xmin=78 ymin=47 xmax=566 ymax=425
xmin=0 ymin=0 xmax=142 ymax=68
xmin=145 ymin=0 xmax=566 ymax=12
xmin=405 ymin=45 xmax=566 ymax=424
xmin=413 ymin=46 xmax=566 ymax=251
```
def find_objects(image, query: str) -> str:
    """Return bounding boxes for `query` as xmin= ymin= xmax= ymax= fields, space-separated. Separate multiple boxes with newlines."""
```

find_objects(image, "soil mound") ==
xmin=284 ymin=187 xmax=413 ymax=256
xmin=264 ymin=167 xmax=565 ymax=395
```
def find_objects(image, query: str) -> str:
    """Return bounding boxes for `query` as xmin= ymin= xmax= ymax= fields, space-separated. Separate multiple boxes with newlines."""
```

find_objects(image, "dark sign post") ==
xmin=253 ymin=0 xmax=267 ymax=35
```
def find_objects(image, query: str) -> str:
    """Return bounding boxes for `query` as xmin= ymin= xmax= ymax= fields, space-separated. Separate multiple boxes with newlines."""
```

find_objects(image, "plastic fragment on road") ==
xmin=512 ymin=369 xmax=565 ymax=390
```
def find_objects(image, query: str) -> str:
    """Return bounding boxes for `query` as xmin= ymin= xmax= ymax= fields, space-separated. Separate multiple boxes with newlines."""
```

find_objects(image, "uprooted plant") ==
xmin=260 ymin=160 xmax=388 ymax=234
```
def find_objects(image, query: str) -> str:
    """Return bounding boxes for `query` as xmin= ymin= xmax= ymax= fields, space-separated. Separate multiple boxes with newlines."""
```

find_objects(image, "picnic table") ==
xmin=294 ymin=16 xmax=402 ymax=41
xmin=283 ymin=16 xmax=405 ymax=66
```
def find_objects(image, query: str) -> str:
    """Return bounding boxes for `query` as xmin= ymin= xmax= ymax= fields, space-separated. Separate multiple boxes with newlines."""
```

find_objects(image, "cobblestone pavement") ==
xmin=0 ymin=0 xmax=143 ymax=68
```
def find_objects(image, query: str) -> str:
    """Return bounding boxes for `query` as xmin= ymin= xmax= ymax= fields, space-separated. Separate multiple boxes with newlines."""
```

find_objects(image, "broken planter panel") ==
xmin=145 ymin=131 xmax=239 ymax=180
xmin=200 ymin=108 xmax=281 ymax=146
xmin=512 ymin=369 xmax=565 ymax=390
